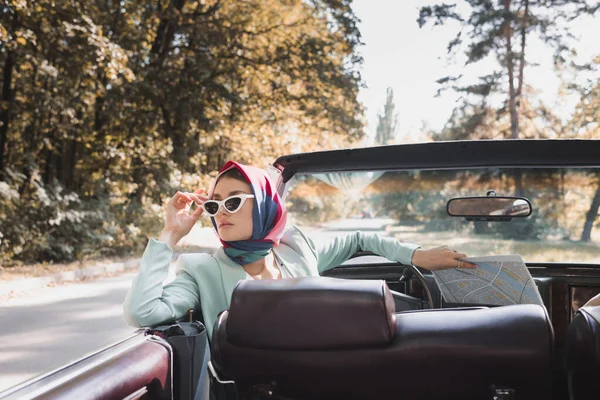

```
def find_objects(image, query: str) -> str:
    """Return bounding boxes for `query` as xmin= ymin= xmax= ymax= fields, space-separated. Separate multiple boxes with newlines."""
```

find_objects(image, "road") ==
xmin=0 ymin=218 xmax=392 ymax=392
xmin=0 ymin=274 xmax=139 ymax=393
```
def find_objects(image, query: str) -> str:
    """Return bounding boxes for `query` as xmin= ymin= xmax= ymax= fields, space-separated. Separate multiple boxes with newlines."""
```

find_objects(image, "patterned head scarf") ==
xmin=207 ymin=161 xmax=287 ymax=265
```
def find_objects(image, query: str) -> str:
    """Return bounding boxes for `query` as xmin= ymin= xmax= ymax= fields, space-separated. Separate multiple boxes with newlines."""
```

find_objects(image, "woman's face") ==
xmin=212 ymin=176 xmax=254 ymax=241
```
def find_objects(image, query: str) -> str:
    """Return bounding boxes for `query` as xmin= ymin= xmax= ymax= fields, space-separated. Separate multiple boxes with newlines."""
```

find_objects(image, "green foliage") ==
xmin=0 ymin=167 xmax=163 ymax=266
xmin=0 ymin=0 xmax=366 ymax=266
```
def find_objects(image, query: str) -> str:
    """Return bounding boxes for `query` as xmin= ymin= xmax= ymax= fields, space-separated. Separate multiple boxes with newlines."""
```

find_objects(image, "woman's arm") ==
xmin=313 ymin=231 xmax=476 ymax=274
xmin=123 ymin=238 xmax=200 ymax=327
xmin=315 ymin=231 xmax=420 ymax=274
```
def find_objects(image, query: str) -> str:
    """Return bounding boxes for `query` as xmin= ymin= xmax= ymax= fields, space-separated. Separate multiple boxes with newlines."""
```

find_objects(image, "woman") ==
xmin=123 ymin=161 xmax=476 ymax=336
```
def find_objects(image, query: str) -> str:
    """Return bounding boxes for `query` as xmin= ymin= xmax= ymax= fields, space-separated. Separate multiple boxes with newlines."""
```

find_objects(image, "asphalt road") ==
xmin=0 ymin=274 xmax=140 ymax=393
xmin=0 ymin=218 xmax=392 ymax=393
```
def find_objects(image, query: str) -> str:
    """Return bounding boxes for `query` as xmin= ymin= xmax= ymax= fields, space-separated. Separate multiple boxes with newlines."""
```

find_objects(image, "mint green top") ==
xmin=123 ymin=226 xmax=419 ymax=337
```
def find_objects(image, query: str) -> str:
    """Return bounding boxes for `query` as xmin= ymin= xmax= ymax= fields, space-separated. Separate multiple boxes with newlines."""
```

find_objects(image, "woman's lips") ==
xmin=219 ymin=222 xmax=233 ymax=229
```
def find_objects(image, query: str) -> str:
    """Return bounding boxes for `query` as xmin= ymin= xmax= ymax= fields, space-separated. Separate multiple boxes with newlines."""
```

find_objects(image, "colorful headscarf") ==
xmin=207 ymin=161 xmax=287 ymax=265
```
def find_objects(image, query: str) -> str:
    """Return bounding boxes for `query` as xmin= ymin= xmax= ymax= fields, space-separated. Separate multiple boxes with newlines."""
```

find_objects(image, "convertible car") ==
xmin=1 ymin=139 xmax=600 ymax=400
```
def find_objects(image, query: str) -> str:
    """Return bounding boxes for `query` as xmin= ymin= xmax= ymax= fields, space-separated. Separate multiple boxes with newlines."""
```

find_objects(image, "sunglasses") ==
xmin=201 ymin=194 xmax=255 ymax=217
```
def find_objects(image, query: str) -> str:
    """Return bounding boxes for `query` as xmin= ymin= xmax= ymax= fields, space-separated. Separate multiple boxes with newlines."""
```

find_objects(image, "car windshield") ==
xmin=285 ymin=167 xmax=600 ymax=264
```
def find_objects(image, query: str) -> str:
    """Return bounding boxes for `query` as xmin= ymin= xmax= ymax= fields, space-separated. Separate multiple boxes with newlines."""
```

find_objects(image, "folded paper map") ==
xmin=431 ymin=255 xmax=544 ymax=306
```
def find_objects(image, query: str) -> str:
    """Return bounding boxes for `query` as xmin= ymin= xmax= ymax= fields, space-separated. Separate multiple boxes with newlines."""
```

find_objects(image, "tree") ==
xmin=581 ymin=178 xmax=600 ymax=242
xmin=0 ymin=0 xmax=367 ymax=266
xmin=375 ymin=87 xmax=398 ymax=145
xmin=570 ymin=56 xmax=600 ymax=241
xmin=418 ymin=0 xmax=598 ymax=141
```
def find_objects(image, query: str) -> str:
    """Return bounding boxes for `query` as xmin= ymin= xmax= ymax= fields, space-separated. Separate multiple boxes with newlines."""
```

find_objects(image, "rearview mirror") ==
xmin=447 ymin=196 xmax=532 ymax=221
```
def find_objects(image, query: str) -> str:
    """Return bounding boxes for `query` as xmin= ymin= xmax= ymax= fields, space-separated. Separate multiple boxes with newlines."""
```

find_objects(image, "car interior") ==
xmin=2 ymin=269 xmax=597 ymax=400
xmin=211 ymin=277 xmax=553 ymax=400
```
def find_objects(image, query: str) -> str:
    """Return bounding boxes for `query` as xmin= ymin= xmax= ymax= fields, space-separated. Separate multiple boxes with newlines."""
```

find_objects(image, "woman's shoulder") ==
xmin=175 ymin=251 xmax=221 ymax=275
xmin=177 ymin=251 xmax=219 ymax=263
xmin=281 ymin=224 xmax=309 ymax=242
xmin=280 ymin=225 xmax=317 ymax=257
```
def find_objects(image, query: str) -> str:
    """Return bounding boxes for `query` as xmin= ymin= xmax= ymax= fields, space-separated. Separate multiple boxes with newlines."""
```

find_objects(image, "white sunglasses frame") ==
xmin=201 ymin=194 xmax=255 ymax=216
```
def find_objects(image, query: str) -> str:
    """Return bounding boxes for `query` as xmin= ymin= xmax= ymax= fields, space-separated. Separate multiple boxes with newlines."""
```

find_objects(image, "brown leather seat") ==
xmin=211 ymin=277 xmax=554 ymax=400
xmin=566 ymin=306 xmax=600 ymax=400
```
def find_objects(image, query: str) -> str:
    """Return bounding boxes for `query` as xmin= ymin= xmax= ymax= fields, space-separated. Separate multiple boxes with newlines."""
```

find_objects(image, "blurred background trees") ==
xmin=0 ymin=0 xmax=365 ymax=265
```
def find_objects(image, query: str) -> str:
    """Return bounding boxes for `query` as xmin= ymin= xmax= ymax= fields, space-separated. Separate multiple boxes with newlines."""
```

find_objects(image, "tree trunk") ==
xmin=0 ymin=51 xmax=15 ymax=177
xmin=581 ymin=182 xmax=600 ymax=242
xmin=94 ymin=76 xmax=107 ymax=133
xmin=152 ymin=0 xmax=186 ymax=57
xmin=513 ymin=169 xmax=524 ymax=197
xmin=59 ymin=138 xmax=78 ymax=190
xmin=43 ymin=148 xmax=56 ymax=185
xmin=130 ymin=158 xmax=146 ymax=205
xmin=503 ymin=0 xmax=525 ymax=196
xmin=516 ymin=0 xmax=528 ymax=103
xmin=503 ymin=0 xmax=519 ymax=140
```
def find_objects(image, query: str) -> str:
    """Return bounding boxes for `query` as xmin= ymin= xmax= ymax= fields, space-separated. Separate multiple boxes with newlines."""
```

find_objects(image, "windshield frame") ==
xmin=272 ymin=140 xmax=600 ymax=187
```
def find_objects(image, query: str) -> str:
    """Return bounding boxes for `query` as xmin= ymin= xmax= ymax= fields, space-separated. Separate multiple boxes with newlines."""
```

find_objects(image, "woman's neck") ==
xmin=242 ymin=252 xmax=280 ymax=279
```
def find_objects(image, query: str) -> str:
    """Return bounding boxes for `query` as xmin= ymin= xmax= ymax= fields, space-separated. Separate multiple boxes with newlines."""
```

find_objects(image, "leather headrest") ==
xmin=580 ymin=306 xmax=600 ymax=327
xmin=224 ymin=277 xmax=396 ymax=350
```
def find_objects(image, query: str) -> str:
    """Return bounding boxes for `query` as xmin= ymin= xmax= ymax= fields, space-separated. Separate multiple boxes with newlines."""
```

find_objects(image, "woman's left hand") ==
xmin=411 ymin=246 xmax=478 ymax=271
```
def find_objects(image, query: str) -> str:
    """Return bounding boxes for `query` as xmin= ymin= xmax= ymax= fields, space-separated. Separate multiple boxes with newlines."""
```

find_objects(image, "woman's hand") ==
xmin=411 ymin=246 xmax=478 ymax=271
xmin=159 ymin=189 xmax=207 ymax=248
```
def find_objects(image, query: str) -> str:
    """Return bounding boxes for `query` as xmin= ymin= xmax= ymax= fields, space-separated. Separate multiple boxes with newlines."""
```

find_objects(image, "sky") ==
xmin=352 ymin=0 xmax=600 ymax=143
